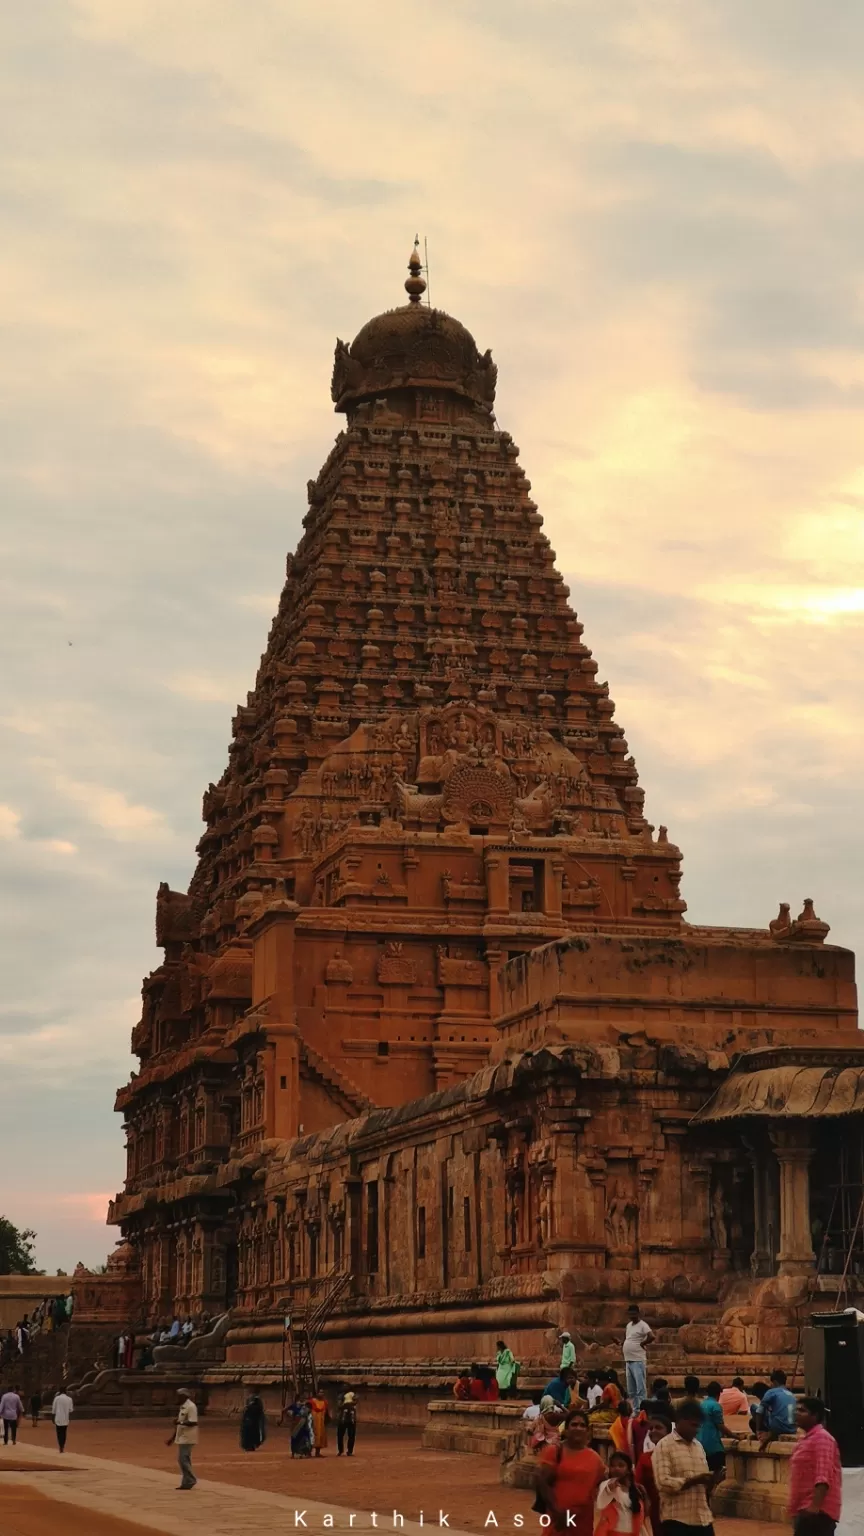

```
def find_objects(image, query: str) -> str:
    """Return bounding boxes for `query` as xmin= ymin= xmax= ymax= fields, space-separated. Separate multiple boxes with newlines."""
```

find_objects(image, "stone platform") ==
xmin=422 ymin=1400 xmax=528 ymax=1457
xmin=713 ymin=1439 xmax=798 ymax=1523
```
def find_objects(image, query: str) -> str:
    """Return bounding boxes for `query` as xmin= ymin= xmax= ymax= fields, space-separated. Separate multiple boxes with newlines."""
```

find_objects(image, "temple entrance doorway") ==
xmin=811 ymin=1121 xmax=864 ymax=1277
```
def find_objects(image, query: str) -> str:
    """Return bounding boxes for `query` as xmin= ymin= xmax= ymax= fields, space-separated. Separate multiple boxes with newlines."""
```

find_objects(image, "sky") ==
xmin=1 ymin=0 xmax=863 ymax=1273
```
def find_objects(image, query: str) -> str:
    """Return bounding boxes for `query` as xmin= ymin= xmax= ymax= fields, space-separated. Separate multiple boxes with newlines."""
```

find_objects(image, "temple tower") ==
xmin=113 ymin=248 xmax=687 ymax=1318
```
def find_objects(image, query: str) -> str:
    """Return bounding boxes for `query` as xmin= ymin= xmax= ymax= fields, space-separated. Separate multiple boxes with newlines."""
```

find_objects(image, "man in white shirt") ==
xmin=51 ymin=1390 xmax=73 ymax=1452
xmin=622 ymin=1303 xmax=654 ymax=1410
xmin=0 ymin=1386 xmax=24 ymax=1445
xmin=168 ymin=1388 xmax=199 ymax=1489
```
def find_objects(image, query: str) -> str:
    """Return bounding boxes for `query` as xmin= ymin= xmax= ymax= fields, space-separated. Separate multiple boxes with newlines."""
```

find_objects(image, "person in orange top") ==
xmin=308 ymin=1394 xmax=328 ymax=1456
xmin=596 ymin=1451 xmax=646 ymax=1536
xmin=634 ymin=1412 xmax=672 ymax=1536
xmin=537 ymin=1409 xmax=605 ymax=1536
xmin=610 ymin=1400 xmax=636 ymax=1457
xmin=453 ymin=1371 xmax=472 ymax=1400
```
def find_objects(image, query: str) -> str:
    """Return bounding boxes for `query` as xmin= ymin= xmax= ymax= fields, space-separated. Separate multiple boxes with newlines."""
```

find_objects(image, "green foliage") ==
xmin=0 ymin=1216 xmax=40 ymax=1275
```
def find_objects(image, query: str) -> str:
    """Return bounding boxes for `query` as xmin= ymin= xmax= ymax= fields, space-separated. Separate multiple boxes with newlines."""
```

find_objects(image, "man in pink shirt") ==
xmin=718 ymin=1377 xmax=749 ymax=1417
xmin=789 ymin=1397 xmax=842 ymax=1536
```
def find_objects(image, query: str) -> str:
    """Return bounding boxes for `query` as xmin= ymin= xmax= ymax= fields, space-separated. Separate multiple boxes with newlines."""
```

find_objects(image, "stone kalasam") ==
xmin=103 ymin=249 xmax=862 ymax=1392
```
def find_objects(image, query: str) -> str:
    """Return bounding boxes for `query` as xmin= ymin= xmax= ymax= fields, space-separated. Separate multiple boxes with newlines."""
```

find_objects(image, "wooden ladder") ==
xmin=281 ymin=1265 xmax=351 ymax=1409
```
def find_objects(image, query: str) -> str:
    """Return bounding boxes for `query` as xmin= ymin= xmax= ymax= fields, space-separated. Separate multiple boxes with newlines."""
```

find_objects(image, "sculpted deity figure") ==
xmin=711 ymin=1178 xmax=729 ymax=1251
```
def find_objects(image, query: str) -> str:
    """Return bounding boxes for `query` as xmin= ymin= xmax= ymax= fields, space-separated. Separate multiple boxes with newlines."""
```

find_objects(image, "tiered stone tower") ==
xmin=111 ymin=251 xmax=857 ymax=1369
xmin=114 ymin=246 xmax=686 ymax=1313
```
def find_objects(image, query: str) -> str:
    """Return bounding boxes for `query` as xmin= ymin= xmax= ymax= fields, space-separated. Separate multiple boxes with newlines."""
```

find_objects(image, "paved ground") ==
xmin=0 ymin=1420 xmax=790 ymax=1536
xmin=0 ymin=1480 xmax=155 ymax=1536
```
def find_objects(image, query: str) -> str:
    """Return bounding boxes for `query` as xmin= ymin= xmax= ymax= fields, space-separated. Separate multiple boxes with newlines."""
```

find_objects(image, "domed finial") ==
xmin=405 ymin=236 xmax=427 ymax=304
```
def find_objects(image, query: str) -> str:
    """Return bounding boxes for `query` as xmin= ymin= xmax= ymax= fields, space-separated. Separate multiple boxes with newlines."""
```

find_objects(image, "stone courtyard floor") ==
xmin=0 ymin=1420 xmax=789 ymax=1536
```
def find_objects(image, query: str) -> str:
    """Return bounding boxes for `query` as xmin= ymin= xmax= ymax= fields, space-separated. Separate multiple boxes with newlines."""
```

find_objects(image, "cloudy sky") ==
xmin=2 ymin=0 xmax=863 ymax=1272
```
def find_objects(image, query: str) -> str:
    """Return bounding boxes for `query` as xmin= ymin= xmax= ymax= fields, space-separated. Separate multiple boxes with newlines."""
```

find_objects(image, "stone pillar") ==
xmin=485 ymin=946 xmax=505 ymax=1017
xmin=744 ymin=1133 xmax=774 ymax=1276
xmin=484 ymin=851 xmax=509 ymax=914
xmin=771 ymin=1126 xmax=816 ymax=1276
xmin=543 ymin=857 xmax=563 ymax=919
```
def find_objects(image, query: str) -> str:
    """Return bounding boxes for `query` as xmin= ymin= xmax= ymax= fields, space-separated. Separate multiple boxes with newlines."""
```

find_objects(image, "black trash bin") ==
xmin=804 ymin=1310 xmax=864 ymax=1466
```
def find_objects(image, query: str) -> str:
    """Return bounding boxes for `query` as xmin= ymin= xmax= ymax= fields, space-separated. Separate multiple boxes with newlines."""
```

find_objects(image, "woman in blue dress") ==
xmin=289 ymin=1399 xmax=314 ymax=1457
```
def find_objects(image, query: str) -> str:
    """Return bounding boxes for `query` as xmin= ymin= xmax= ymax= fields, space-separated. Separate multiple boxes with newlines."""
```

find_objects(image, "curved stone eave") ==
xmin=692 ymin=1055 xmax=864 ymax=1124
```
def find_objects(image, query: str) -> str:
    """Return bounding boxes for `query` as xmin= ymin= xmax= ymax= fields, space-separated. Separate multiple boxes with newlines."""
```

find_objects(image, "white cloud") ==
xmin=167 ymin=669 xmax=247 ymax=704
xmin=51 ymin=774 xmax=171 ymax=841
xmin=0 ymin=804 xmax=21 ymax=839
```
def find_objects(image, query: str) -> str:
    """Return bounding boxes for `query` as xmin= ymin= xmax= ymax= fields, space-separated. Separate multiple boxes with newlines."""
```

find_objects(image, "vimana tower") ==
xmin=106 ymin=247 xmax=862 ymax=1412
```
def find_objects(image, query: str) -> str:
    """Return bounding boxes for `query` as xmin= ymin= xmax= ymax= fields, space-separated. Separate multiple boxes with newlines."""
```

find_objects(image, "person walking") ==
xmin=697 ymin=1382 xmax=728 ymax=1480
xmin=559 ymin=1333 xmax=577 ymax=1373
xmin=495 ymin=1339 xmax=518 ymax=1400
xmin=596 ymin=1451 xmax=646 ymax=1536
xmin=622 ymin=1304 xmax=653 ymax=1412
xmin=168 ymin=1388 xmax=198 ymax=1489
xmin=0 ymin=1386 xmax=24 ymax=1446
xmin=51 ymin=1389 xmax=74 ymax=1452
xmin=30 ymin=1390 xmax=42 ymax=1428
xmin=652 ymin=1398 xmax=717 ymax=1536
xmin=789 ymin=1397 xmax=842 ymax=1536
xmin=337 ymin=1391 xmax=357 ymax=1456
xmin=288 ymin=1399 xmax=313 ymax=1457
xmin=635 ymin=1411 xmax=672 ymax=1536
xmin=239 ymin=1390 xmax=266 ymax=1451
xmin=536 ymin=1408 xmax=604 ymax=1536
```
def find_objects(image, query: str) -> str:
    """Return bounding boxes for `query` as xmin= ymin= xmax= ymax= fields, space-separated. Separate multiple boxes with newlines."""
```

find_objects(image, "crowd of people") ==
xmin=529 ymin=1390 xmax=840 ymax=1536
xmin=163 ymin=1384 xmax=359 ymax=1488
xmin=149 ymin=1313 xmax=213 ymax=1349
xmin=0 ymin=1383 xmax=75 ymax=1451
xmin=446 ymin=1318 xmax=842 ymax=1536
xmin=0 ymin=1294 xmax=74 ymax=1367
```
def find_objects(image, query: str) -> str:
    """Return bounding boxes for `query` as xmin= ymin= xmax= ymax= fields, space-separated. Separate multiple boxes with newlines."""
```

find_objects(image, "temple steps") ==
xmin=300 ymin=1040 xmax=376 ymax=1116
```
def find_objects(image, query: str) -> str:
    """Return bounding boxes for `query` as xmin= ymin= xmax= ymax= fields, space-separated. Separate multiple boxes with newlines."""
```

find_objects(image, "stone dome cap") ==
xmin=331 ymin=245 xmax=497 ymax=413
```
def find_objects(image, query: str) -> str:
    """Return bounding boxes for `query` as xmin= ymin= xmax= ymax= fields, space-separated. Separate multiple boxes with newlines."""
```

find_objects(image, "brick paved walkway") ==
xmin=0 ymin=1441 xmax=479 ymax=1536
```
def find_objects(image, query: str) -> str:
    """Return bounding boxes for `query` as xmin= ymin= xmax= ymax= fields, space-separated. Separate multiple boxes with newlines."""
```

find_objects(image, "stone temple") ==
xmin=106 ymin=247 xmax=864 ymax=1414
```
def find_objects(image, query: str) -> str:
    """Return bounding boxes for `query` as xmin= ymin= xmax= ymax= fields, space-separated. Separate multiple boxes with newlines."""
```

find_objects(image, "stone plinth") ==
xmin=712 ymin=1438 xmax=797 ymax=1522
xmin=422 ymin=1399 xmax=528 ymax=1457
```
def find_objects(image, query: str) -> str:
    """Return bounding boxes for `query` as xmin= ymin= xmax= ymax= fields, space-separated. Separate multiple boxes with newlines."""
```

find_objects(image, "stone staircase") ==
xmin=300 ymin=1041 xmax=375 ymax=1116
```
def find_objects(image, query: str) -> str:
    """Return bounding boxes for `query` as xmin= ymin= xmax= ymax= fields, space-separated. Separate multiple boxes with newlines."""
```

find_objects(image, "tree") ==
xmin=0 ymin=1216 xmax=39 ymax=1275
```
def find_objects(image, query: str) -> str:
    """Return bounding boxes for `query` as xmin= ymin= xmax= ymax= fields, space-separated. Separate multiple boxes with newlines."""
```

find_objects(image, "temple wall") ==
xmin=498 ymin=933 xmax=857 ymax=1046
xmin=0 ymin=1276 xmax=68 ymax=1331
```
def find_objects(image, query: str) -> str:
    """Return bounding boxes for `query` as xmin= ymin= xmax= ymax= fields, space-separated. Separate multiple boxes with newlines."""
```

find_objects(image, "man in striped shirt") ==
xmin=789 ymin=1398 xmax=842 ymax=1536
xmin=652 ymin=1399 xmax=716 ymax=1536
